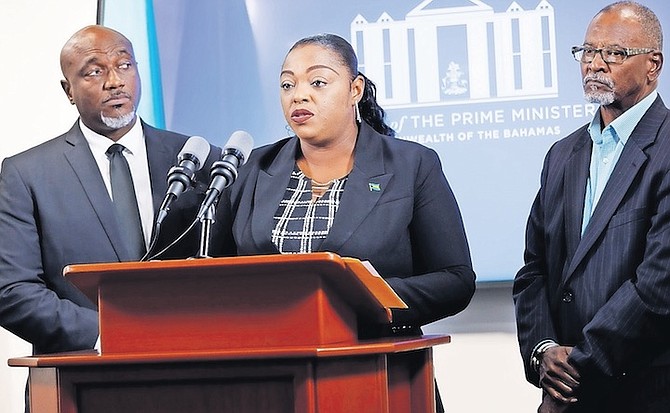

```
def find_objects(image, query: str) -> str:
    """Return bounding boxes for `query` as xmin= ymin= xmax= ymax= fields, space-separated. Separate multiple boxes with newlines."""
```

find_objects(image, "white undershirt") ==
xmin=79 ymin=118 xmax=154 ymax=247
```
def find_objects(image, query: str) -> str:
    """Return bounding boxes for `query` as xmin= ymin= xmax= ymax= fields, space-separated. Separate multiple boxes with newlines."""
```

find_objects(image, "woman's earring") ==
xmin=285 ymin=124 xmax=295 ymax=136
xmin=355 ymin=103 xmax=361 ymax=123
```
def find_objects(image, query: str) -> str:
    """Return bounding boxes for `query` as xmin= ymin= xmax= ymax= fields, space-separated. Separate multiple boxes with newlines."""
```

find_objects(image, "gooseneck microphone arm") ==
xmin=156 ymin=153 xmax=200 ymax=226
xmin=141 ymin=136 xmax=210 ymax=261
xmin=195 ymin=203 xmax=216 ymax=258
xmin=194 ymin=150 xmax=243 ymax=258
xmin=196 ymin=148 xmax=243 ymax=220
xmin=194 ymin=130 xmax=254 ymax=258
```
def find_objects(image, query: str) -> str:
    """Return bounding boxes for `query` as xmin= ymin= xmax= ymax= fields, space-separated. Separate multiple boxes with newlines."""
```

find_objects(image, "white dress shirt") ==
xmin=79 ymin=118 xmax=155 ymax=248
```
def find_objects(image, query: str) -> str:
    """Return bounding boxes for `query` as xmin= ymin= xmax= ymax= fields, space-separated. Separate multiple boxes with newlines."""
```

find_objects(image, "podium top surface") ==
xmin=64 ymin=252 xmax=407 ymax=324
xmin=9 ymin=335 xmax=450 ymax=368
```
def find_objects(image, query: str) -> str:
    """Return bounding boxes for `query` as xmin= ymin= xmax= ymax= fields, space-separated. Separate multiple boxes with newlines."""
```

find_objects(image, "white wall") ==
xmin=0 ymin=1 xmax=97 ymax=412
xmin=0 ymin=2 xmax=541 ymax=412
xmin=425 ymin=284 xmax=541 ymax=411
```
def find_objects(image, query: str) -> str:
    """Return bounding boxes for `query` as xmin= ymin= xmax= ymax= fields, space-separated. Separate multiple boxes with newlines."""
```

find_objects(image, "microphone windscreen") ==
xmin=178 ymin=136 xmax=211 ymax=170
xmin=224 ymin=130 xmax=254 ymax=165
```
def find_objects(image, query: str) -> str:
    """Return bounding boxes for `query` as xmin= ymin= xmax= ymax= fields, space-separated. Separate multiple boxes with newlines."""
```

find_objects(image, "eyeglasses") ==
xmin=571 ymin=45 xmax=656 ymax=64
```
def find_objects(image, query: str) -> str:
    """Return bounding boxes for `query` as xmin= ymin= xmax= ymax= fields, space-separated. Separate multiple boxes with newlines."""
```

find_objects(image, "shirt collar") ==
xmin=79 ymin=117 xmax=145 ymax=156
xmin=588 ymin=90 xmax=657 ymax=146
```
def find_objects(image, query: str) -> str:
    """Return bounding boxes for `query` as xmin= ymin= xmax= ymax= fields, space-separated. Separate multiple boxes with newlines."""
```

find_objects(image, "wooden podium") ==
xmin=9 ymin=253 xmax=450 ymax=413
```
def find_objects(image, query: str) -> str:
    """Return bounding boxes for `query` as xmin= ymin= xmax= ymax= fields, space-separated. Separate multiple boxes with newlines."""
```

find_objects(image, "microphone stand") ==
xmin=195 ymin=204 xmax=216 ymax=258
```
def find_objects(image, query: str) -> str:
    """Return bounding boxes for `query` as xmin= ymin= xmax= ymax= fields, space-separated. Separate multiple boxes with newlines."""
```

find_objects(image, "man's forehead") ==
xmin=65 ymin=41 xmax=134 ymax=68
xmin=585 ymin=13 xmax=644 ymax=45
xmin=67 ymin=28 xmax=133 ymax=55
xmin=77 ymin=46 xmax=133 ymax=60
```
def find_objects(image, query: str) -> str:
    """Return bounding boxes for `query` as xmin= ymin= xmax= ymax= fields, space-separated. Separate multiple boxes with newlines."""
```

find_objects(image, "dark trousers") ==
xmin=24 ymin=379 xmax=30 ymax=413
xmin=436 ymin=382 xmax=445 ymax=412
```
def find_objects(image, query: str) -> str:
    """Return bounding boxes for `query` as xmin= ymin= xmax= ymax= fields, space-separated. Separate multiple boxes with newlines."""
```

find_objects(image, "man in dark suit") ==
xmin=0 ymin=25 xmax=218 ymax=362
xmin=514 ymin=2 xmax=668 ymax=412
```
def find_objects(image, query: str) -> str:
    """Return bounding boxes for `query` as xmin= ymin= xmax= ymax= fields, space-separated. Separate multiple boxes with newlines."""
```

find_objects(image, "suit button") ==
xmin=562 ymin=290 xmax=574 ymax=303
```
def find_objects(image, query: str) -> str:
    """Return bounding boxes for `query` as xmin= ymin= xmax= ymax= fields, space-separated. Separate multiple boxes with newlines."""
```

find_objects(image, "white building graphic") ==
xmin=350 ymin=0 xmax=558 ymax=108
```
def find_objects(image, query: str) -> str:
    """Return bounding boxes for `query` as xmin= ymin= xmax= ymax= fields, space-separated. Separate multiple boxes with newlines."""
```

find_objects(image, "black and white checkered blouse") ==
xmin=271 ymin=166 xmax=348 ymax=253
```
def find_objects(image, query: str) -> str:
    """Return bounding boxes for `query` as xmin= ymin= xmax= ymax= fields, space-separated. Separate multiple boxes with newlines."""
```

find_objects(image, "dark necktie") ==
xmin=106 ymin=143 xmax=146 ymax=260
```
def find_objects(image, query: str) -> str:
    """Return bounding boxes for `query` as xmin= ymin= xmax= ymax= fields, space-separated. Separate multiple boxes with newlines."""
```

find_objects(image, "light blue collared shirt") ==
xmin=581 ymin=91 xmax=658 ymax=235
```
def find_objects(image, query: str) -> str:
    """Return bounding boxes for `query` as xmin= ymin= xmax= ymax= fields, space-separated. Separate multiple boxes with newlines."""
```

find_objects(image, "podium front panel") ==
xmin=99 ymin=269 xmax=357 ymax=354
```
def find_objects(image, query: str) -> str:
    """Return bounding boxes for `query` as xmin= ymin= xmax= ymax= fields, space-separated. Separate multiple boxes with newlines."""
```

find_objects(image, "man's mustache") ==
xmin=103 ymin=92 xmax=132 ymax=103
xmin=583 ymin=74 xmax=614 ymax=89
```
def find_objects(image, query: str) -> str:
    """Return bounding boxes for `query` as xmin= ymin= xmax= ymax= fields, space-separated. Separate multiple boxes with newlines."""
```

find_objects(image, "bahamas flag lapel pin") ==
xmin=368 ymin=182 xmax=381 ymax=192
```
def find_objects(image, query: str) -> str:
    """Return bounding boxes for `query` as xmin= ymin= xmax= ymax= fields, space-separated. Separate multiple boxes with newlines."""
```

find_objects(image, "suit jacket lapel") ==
xmin=143 ymin=122 xmax=173 ymax=217
xmin=62 ymin=122 xmax=129 ymax=261
xmin=564 ymin=98 xmax=663 ymax=281
xmin=250 ymin=138 xmax=296 ymax=252
xmin=563 ymin=130 xmax=591 ymax=263
xmin=321 ymin=123 xmax=392 ymax=252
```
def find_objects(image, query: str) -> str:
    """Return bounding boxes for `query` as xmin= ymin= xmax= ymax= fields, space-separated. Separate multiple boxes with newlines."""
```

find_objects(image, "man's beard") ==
xmin=583 ymin=73 xmax=615 ymax=106
xmin=101 ymin=106 xmax=136 ymax=129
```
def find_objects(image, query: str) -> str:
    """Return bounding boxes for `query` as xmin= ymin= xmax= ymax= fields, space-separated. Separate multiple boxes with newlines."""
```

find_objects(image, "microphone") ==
xmin=197 ymin=130 xmax=254 ymax=219
xmin=156 ymin=136 xmax=211 ymax=226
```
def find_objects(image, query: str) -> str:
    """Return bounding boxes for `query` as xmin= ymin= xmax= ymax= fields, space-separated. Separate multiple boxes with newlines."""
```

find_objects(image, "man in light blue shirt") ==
xmin=582 ymin=90 xmax=657 ymax=234
xmin=514 ymin=2 xmax=670 ymax=412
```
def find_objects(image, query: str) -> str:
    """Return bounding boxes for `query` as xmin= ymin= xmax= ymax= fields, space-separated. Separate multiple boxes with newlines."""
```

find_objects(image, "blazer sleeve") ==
xmin=513 ymin=147 xmax=561 ymax=386
xmin=384 ymin=149 xmax=476 ymax=327
xmin=0 ymin=158 xmax=98 ymax=353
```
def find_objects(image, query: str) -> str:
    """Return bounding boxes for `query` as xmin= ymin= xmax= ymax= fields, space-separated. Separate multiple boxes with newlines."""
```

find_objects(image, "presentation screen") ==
xmin=103 ymin=0 xmax=669 ymax=282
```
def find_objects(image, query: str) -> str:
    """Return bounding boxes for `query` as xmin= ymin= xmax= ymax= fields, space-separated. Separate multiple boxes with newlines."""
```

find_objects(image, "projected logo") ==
xmin=350 ymin=0 xmax=558 ymax=108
